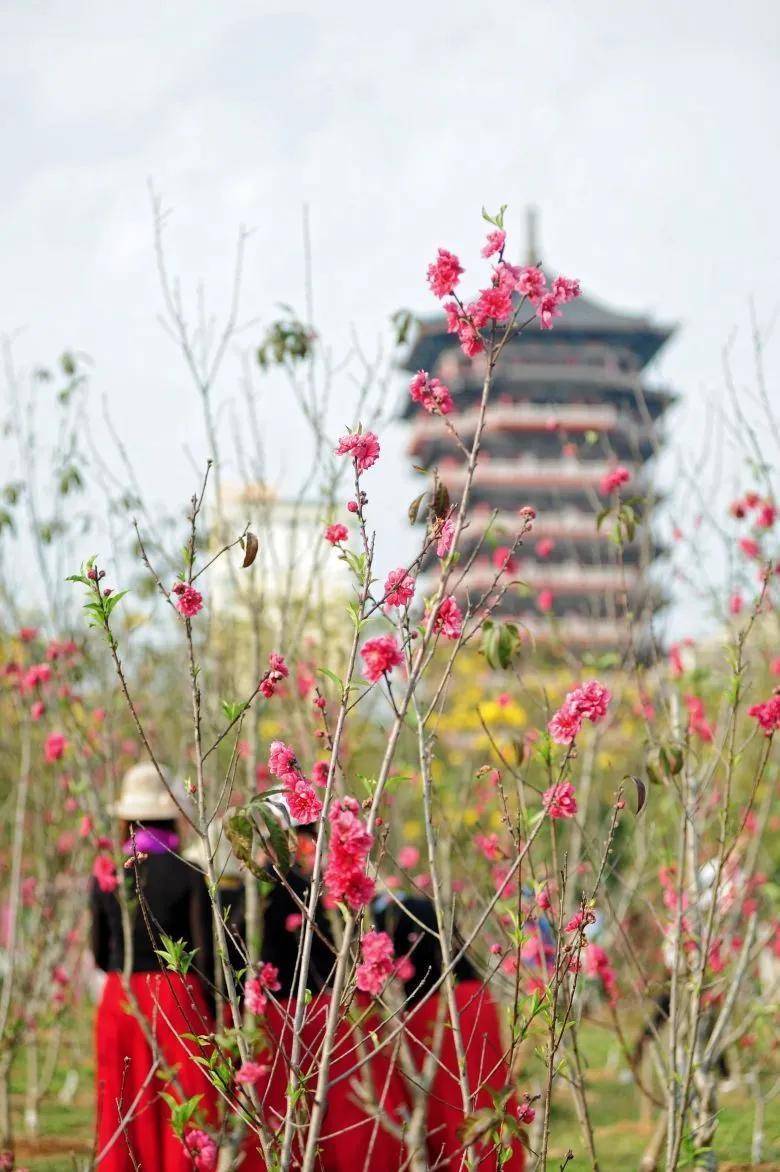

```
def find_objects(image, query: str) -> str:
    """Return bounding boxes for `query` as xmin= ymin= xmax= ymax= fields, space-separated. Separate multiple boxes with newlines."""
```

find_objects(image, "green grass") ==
xmin=11 ymin=1019 xmax=780 ymax=1170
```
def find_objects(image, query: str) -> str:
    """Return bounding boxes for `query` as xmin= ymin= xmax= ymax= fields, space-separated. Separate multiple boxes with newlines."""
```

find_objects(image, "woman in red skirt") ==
xmin=90 ymin=763 xmax=217 ymax=1171
xmin=374 ymin=895 xmax=526 ymax=1171
xmin=238 ymin=803 xmax=408 ymax=1171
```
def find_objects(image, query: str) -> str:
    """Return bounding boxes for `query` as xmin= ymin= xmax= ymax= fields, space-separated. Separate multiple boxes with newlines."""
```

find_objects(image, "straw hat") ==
xmin=110 ymin=762 xmax=179 ymax=821
xmin=183 ymin=820 xmax=244 ymax=880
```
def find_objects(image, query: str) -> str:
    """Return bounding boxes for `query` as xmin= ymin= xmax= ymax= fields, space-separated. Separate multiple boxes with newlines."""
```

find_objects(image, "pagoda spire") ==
xmin=525 ymin=205 xmax=540 ymax=266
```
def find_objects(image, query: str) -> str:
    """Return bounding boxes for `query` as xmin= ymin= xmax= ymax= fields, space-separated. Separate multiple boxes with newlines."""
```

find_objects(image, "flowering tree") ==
xmin=0 ymin=203 xmax=776 ymax=1172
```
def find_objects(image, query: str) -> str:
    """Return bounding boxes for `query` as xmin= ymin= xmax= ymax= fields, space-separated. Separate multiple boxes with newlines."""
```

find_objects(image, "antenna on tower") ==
xmin=525 ymin=206 xmax=539 ymax=266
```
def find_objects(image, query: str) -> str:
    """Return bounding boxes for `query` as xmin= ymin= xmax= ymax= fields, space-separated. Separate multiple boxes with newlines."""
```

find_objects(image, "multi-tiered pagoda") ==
xmin=404 ymin=216 xmax=676 ymax=650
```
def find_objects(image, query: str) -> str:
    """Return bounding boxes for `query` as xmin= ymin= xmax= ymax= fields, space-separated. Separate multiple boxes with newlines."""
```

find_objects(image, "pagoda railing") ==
xmin=438 ymin=561 xmax=640 ymax=592
xmin=442 ymin=359 xmax=645 ymax=390
xmin=438 ymin=458 xmax=638 ymax=489
xmin=465 ymin=508 xmax=624 ymax=540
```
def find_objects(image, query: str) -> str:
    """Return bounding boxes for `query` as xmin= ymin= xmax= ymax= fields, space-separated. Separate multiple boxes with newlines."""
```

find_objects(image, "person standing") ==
xmin=374 ymin=895 xmax=526 ymax=1171
xmin=91 ymin=762 xmax=217 ymax=1171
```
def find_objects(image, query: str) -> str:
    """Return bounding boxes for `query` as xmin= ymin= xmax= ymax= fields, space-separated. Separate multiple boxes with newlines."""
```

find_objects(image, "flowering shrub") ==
xmin=0 ymin=204 xmax=777 ymax=1170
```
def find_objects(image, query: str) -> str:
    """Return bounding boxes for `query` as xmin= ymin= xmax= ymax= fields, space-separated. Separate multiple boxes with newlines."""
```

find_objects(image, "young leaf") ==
xmin=221 ymin=700 xmax=247 ymax=723
xmin=630 ymin=774 xmax=648 ymax=815
xmin=256 ymin=804 xmax=291 ymax=875
xmin=408 ymin=492 xmax=426 ymax=525
xmin=242 ymin=532 xmax=259 ymax=568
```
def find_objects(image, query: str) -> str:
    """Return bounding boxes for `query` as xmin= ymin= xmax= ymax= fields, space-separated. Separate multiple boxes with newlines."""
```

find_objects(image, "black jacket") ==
xmin=213 ymin=866 xmax=336 ymax=997
xmin=90 ymin=852 xmax=213 ymax=978
xmin=260 ymin=866 xmax=335 ymax=997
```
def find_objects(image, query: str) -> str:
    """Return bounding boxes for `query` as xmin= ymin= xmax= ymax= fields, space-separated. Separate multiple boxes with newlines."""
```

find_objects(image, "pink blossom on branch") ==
xmin=409 ymin=370 xmax=454 ymax=415
xmin=537 ymin=589 xmax=554 ymax=613
xmin=286 ymin=773 xmax=323 ymax=823
xmin=583 ymin=943 xmax=618 ymax=1004
xmin=481 ymin=229 xmax=506 ymax=258
xmin=729 ymin=592 xmax=744 ymax=616
xmin=551 ymin=275 xmax=581 ymax=303
xmin=517 ymin=1095 xmax=537 ymax=1125
xmin=599 ymin=465 xmax=631 ymax=496
xmin=427 ymin=595 xmax=463 ymax=640
xmin=267 ymin=739 xmax=323 ymax=822
xmin=536 ymin=294 xmax=562 ymax=331
xmin=516 ymin=266 xmax=546 ymax=304
xmin=268 ymin=740 xmax=297 ymax=780
xmin=548 ymin=680 xmax=612 ymax=744
xmin=384 ymin=567 xmax=415 ymax=608
xmin=311 ymin=760 xmax=329 ymax=787
xmin=235 ymin=1060 xmax=269 ymax=1087
xmin=44 ymin=732 xmax=67 ymax=763
xmin=443 ymin=300 xmax=484 ymax=357
xmin=426 ymin=248 xmax=464 ymax=298
xmin=493 ymin=546 xmax=518 ymax=574
xmin=543 ymin=780 xmax=578 ymax=820
xmin=92 ymin=854 xmax=119 ymax=893
xmin=748 ymin=694 xmax=780 ymax=734
xmin=436 ymin=515 xmax=456 ymax=558
xmin=475 ymin=832 xmax=502 ymax=861
xmin=260 ymin=651 xmax=289 ymax=699
xmin=572 ymin=680 xmax=612 ymax=722
xmin=21 ymin=662 xmax=51 ymax=691
xmin=398 ymin=845 xmax=420 ymax=869
xmin=324 ymin=797 xmax=375 ymax=910
xmin=269 ymin=652 xmax=288 ymax=677
xmin=565 ymin=908 xmax=596 ymax=933
xmin=547 ymin=703 xmax=582 ymax=744
xmin=685 ymin=694 xmax=714 ymax=743
xmin=244 ymin=962 xmax=281 ymax=1016
xmin=356 ymin=930 xmax=396 ymax=994
xmin=172 ymin=583 xmax=203 ymax=618
xmin=756 ymin=501 xmax=776 ymax=528
xmin=334 ymin=430 xmax=381 ymax=474
xmin=324 ymin=523 xmax=349 ymax=545
xmin=361 ymin=635 xmax=403 ymax=683
xmin=472 ymin=285 xmax=514 ymax=325
xmin=183 ymin=1129 xmax=218 ymax=1172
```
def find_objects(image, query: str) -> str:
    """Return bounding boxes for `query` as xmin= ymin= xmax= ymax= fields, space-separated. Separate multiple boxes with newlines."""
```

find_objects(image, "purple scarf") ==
xmin=122 ymin=827 xmax=180 ymax=856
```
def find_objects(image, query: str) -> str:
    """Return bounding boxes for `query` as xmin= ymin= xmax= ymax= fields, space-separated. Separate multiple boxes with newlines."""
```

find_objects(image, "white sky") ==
xmin=1 ymin=0 xmax=778 ymax=635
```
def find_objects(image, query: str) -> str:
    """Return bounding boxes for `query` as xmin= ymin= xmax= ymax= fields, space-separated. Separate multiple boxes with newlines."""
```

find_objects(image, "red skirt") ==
xmin=241 ymin=993 xmax=408 ymax=1170
xmin=95 ymin=971 xmax=217 ymax=1172
xmin=403 ymin=981 xmax=526 ymax=1170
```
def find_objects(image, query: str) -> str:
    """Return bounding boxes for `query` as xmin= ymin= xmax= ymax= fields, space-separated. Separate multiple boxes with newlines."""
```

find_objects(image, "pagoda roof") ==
xmin=404 ymin=289 xmax=676 ymax=373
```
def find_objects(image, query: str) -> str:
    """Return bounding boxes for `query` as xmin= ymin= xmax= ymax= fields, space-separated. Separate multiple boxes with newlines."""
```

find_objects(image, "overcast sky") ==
xmin=1 ymin=1 xmax=778 ymax=634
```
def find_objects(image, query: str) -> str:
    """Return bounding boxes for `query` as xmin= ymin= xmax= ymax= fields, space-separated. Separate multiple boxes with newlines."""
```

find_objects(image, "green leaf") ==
xmin=223 ymin=811 xmax=262 ymax=878
xmin=161 ymin=1092 xmax=203 ymax=1137
xmin=408 ymin=492 xmax=426 ymax=525
xmin=317 ymin=667 xmax=344 ymax=693
xmin=58 ymin=466 xmax=84 ymax=496
xmin=481 ymin=204 xmax=508 ymax=230
xmin=346 ymin=600 xmax=364 ymax=631
xmin=595 ymin=506 xmax=611 ymax=531
xmin=342 ymin=548 xmax=367 ymax=583
xmin=390 ymin=308 xmax=415 ymax=347
xmin=155 ymin=933 xmax=197 ymax=976
xmin=431 ymin=482 xmax=450 ymax=521
xmin=255 ymin=804 xmax=291 ymax=875
xmin=221 ymin=699 xmax=247 ymax=723
xmin=104 ymin=590 xmax=128 ymax=617
xmin=482 ymin=620 xmax=522 ymax=670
